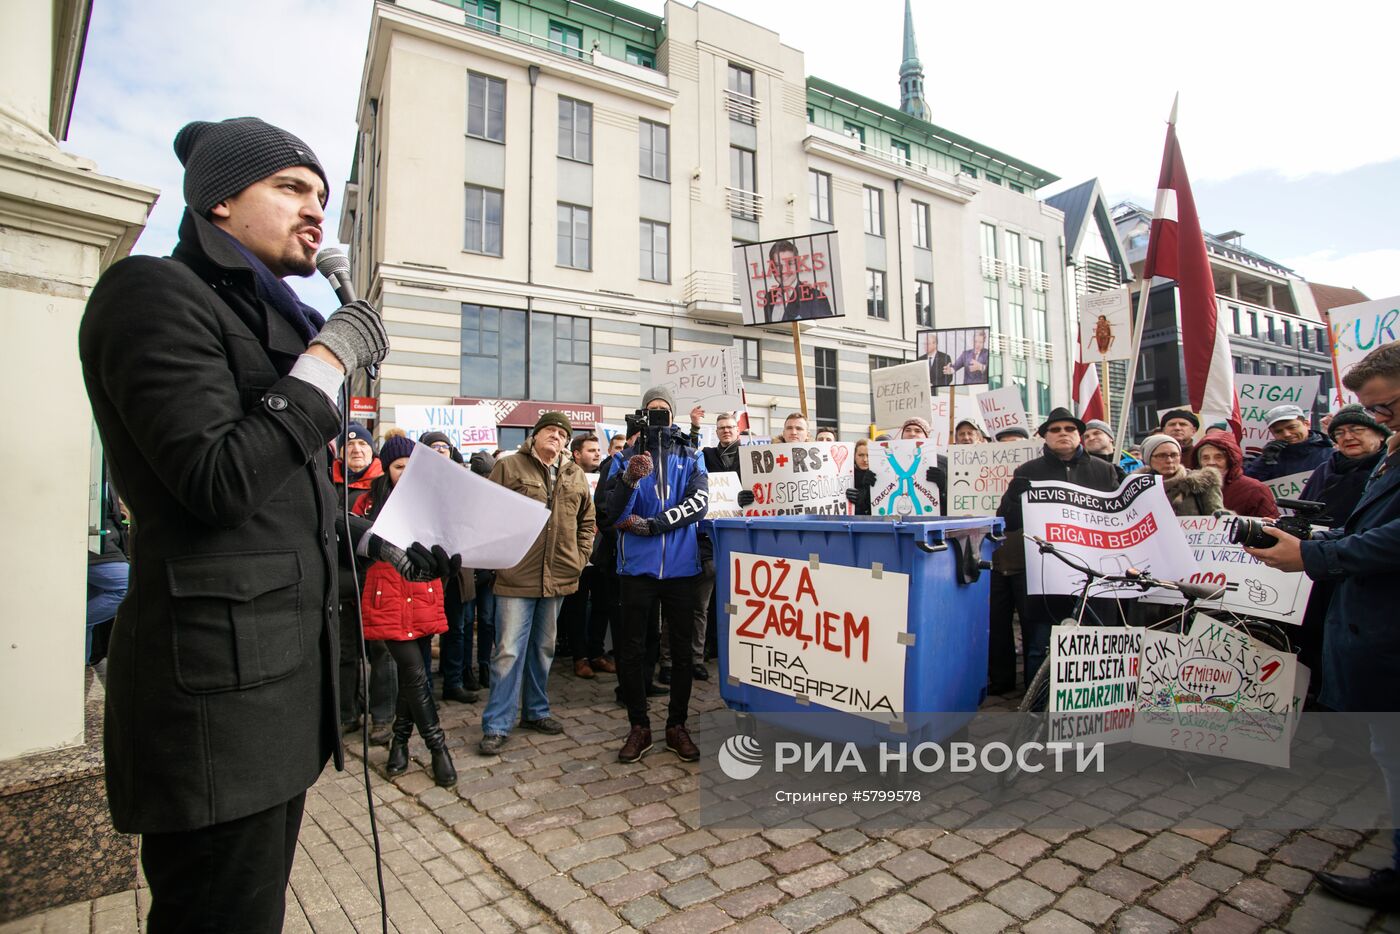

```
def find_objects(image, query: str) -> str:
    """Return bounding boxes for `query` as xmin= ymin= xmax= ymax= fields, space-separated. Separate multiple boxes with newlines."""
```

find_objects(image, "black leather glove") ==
xmin=310 ymin=300 xmax=389 ymax=372
xmin=858 ymin=472 xmax=877 ymax=489
xmin=624 ymin=452 xmax=654 ymax=486
xmin=1259 ymin=439 xmax=1286 ymax=465
xmin=926 ymin=466 xmax=945 ymax=484
xmin=370 ymin=537 xmax=459 ymax=584
xmin=845 ymin=488 xmax=860 ymax=504
xmin=737 ymin=490 xmax=755 ymax=507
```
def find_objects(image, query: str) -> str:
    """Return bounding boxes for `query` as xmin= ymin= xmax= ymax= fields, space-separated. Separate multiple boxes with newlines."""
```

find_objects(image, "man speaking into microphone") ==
xmin=79 ymin=117 xmax=445 ymax=932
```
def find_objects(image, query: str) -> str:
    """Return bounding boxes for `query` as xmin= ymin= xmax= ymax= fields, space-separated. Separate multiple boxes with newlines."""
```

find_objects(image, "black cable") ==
xmin=338 ymin=393 xmax=390 ymax=934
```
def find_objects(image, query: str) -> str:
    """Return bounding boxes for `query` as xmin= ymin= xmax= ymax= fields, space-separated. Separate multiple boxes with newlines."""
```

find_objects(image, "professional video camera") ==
xmin=1225 ymin=498 xmax=1331 ymax=549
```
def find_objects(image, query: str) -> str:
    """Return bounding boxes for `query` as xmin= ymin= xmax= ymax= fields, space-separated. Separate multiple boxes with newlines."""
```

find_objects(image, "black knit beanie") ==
xmin=1329 ymin=403 xmax=1392 ymax=439
xmin=174 ymin=117 xmax=329 ymax=216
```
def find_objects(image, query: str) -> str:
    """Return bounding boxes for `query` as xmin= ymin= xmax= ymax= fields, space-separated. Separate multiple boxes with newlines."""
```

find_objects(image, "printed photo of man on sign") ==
xmin=920 ymin=327 xmax=991 ymax=386
xmin=735 ymin=233 xmax=843 ymax=326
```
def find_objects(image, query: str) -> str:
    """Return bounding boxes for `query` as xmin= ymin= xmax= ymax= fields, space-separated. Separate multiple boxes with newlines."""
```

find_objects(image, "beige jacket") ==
xmin=489 ymin=445 xmax=595 ymax=597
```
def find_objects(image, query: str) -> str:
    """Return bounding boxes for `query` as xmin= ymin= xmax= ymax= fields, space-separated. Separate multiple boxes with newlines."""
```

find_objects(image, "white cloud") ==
xmin=1282 ymin=249 xmax=1400 ymax=302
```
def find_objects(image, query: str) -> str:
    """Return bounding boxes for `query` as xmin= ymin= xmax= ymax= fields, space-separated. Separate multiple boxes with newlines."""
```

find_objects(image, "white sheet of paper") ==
xmin=366 ymin=446 xmax=549 ymax=569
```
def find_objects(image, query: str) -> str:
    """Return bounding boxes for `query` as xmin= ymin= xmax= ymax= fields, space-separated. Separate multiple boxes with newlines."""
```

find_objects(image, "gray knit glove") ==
xmin=310 ymin=300 xmax=388 ymax=372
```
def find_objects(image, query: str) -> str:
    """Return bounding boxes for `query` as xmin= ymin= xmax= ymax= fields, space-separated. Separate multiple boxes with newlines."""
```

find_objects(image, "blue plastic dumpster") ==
xmin=709 ymin=515 xmax=1003 ymax=745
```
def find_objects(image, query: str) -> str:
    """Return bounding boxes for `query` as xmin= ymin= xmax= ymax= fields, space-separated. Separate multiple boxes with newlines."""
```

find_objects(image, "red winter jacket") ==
xmin=1196 ymin=429 xmax=1279 ymax=519
xmin=352 ymin=491 xmax=448 ymax=642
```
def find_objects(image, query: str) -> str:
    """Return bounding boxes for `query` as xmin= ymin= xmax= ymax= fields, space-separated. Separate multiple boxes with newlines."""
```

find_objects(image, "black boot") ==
xmin=406 ymin=668 xmax=457 ymax=788
xmin=384 ymin=694 xmax=412 ymax=776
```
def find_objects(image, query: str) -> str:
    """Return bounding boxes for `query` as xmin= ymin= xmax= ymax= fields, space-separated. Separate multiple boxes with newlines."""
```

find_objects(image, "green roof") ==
xmin=806 ymin=76 xmax=1059 ymax=189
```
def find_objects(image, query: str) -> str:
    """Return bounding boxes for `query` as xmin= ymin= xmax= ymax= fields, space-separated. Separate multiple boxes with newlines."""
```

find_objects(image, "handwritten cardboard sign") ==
xmin=976 ymin=388 xmax=1030 ymax=440
xmin=947 ymin=440 xmax=1042 ymax=516
xmin=395 ymin=404 xmax=498 ymax=454
xmin=870 ymin=440 xmax=941 ymax=517
xmin=870 ymin=361 xmax=931 ymax=431
xmin=738 ymin=442 xmax=847 ymax=516
xmin=1237 ymin=375 xmax=1321 ymax=455
xmin=727 ymin=552 xmax=908 ymax=718
xmin=1049 ymin=627 xmax=1143 ymax=744
xmin=1264 ymin=471 xmax=1313 ymax=504
xmin=706 ymin=471 xmax=745 ymax=518
xmin=647 ymin=347 xmax=744 ymax=417
xmin=1328 ymin=295 xmax=1400 ymax=402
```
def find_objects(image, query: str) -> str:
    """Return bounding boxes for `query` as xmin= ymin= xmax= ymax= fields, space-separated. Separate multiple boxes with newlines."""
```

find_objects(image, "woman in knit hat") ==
xmin=1135 ymin=434 xmax=1223 ymax=516
xmin=353 ymin=436 xmax=457 ymax=788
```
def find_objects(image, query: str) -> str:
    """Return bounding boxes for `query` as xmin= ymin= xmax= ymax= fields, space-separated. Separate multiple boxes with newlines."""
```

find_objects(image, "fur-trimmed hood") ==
xmin=1135 ymin=463 xmax=1224 ymax=516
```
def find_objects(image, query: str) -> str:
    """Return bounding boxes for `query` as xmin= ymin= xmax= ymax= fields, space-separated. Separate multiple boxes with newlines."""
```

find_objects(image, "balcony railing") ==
xmin=727 ymin=187 xmax=763 ymax=220
xmin=724 ymin=89 xmax=760 ymax=125
xmin=980 ymin=256 xmax=1005 ymax=280
xmin=1006 ymin=264 xmax=1026 ymax=287
xmin=1030 ymin=270 xmax=1050 ymax=292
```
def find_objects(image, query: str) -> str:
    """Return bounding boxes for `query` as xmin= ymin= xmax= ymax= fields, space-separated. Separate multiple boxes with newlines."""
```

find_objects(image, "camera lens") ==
xmin=1226 ymin=516 xmax=1275 ymax=549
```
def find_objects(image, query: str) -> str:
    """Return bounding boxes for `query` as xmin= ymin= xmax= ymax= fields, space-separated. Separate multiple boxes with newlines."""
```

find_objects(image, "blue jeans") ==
xmin=442 ymin=578 xmax=494 ymax=687
xmin=87 ymin=561 xmax=128 ymax=664
xmin=481 ymin=595 xmax=561 ymax=737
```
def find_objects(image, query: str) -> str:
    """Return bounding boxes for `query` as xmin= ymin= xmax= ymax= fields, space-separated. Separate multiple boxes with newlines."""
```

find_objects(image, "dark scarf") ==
xmin=215 ymin=227 xmax=326 ymax=344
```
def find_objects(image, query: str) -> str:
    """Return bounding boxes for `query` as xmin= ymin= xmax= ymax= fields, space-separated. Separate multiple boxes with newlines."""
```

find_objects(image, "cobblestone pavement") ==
xmin=6 ymin=665 xmax=1400 ymax=933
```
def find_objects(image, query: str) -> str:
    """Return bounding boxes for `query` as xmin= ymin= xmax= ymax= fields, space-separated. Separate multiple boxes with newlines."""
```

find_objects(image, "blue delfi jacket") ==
xmin=603 ymin=427 xmax=709 ymax=579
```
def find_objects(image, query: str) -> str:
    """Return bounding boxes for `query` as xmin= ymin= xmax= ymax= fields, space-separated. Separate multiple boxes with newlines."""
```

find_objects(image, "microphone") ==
xmin=315 ymin=247 xmax=356 ymax=304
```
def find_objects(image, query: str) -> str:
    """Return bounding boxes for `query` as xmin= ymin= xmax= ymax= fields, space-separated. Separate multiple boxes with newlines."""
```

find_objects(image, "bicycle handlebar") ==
xmin=1027 ymin=535 xmax=1225 ymax=601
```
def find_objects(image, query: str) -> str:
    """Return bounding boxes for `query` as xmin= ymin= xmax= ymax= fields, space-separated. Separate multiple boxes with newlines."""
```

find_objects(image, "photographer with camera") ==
xmin=1245 ymin=343 xmax=1400 ymax=909
xmin=602 ymin=387 xmax=710 ymax=764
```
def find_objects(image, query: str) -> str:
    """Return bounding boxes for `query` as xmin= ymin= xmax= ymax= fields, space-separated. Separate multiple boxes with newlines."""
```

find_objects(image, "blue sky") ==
xmin=66 ymin=0 xmax=1400 ymax=314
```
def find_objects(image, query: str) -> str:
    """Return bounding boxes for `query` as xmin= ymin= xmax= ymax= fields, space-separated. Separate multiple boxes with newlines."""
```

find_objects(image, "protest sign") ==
xmin=1139 ymin=516 xmax=1313 ymax=624
xmin=929 ymin=388 xmax=977 ymax=449
xmin=738 ymin=442 xmax=847 ymax=516
xmin=728 ymin=552 xmax=908 ymax=718
xmin=870 ymin=440 xmax=941 ymax=517
xmin=1079 ymin=287 xmax=1133 ymax=362
xmin=1265 ymin=471 xmax=1312 ymax=504
xmin=585 ymin=473 xmax=600 ymax=497
xmin=734 ymin=233 xmax=844 ymax=326
xmin=1023 ymin=474 xmax=1195 ymax=596
xmin=870 ymin=360 xmax=931 ymax=431
xmin=827 ymin=441 xmax=856 ymax=483
xmin=596 ymin=422 xmax=624 ymax=445
xmin=947 ymin=440 xmax=1041 ymax=516
xmin=647 ymin=347 xmax=744 ymax=417
xmin=976 ymin=388 xmax=1029 ymax=439
xmin=395 ymin=404 xmax=498 ymax=454
xmin=1049 ymin=627 xmax=1143 ymax=744
xmin=1237 ymin=375 xmax=1321 ymax=455
xmin=1134 ymin=615 xmax=1298 ymax=767
xmin=1328 ymin=295 xmax=1400 ymax=401
xmin=707 ymin=471 xmax=745 ymax=518
xmin=918 ymin=327 xmax=991 ymax=386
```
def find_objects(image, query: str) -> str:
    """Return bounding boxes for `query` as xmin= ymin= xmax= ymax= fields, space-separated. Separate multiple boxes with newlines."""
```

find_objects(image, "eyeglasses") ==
xmin=1364 ymin=393 xmax=1400 ymax=419
xmin=1044 ymin=426 xmax=1078 ymax=435
xmin=429 ymin=442 xmax=452 ymax=452
xmin=1151 ymin=451 xmax=1181 ymax=461
xmin=1332 ymin=425 xmax=1374 ymax=438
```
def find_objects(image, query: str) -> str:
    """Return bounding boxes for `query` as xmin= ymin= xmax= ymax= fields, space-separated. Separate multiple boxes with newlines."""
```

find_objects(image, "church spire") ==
xmin=899 ymin=0 xmax=930 ymax=121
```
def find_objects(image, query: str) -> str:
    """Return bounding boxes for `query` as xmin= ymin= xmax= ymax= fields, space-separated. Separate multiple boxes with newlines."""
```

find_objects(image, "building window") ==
xmin=734 ymin=337 xmax=761 ymax=380
xmin=983 ymin=278 xmax=1000 ymax=333
xmin=558 ymin=97 xmax=592 ymax=162
xmin=556 ymin=203 xmax=591 ymax=269
xmin=843 ymin=122 xmax=865 ymax=144
xmin=467 ymin=0 xmax=500 ymax=32
xmin=730 ymin=146 xmax=756 ymax=219
xmin=639 ymin=120 xmax=668 ymax=181
xmin=460 ymin=303 xmax=527 ymax=399
xmin=1134 ymin=403 xmax=1155 ymax=436
xmin=1029 ymin=237 xmax=1046 ymax=290
xmin=1137 ymin=351 xmax=1155 ymax=381
xmin=1012 ymin=358 xmax=1029 ymax=410
xmin=912 ymin=201 xmax=930 ymax=249
xmin=727 ymin=64 xmax=755 ymax=124
xmin=986 ymin=173 xmax=1003 ymax=187
xmin=1266 ymin=316 xmax=1276 ymax=341
xmin=809 ymin=170 xmax=831 ymax=223
xmin=863 ymin=186 xmax=884 ymax=236
xmin=1316 ymin=326 xmax=1327 ymax=349
xmin=1252 ymin=359 xmax=1262 ymax=375
xmin=1004 ymin=230 xmax=1023 ymax=272
xmin=1301 ymin=326 xmax=1311 ymax=349
xmin=625 ymin=46 xmax=655 ymax=68
xmin=1010 ymin=182 xmax=1026 ymax=194
xmin=548 ymin=21 xmax=583 ymax=58
xmin=1036 ymin=361 xmax=1051 ymax=415
xmin=1033 ymin=290 xmax=1048 ymax=345
xmin=467 ymin=72 xmax=505 ymax=143
xmin=464 ymin=185 xmax=503 ymax=256
xmin=1231 ymin=305 xmax=1241 ymax=333
xmin=641 ymin=325 xmax=671 ymax=355
xmin=1283 ymin=319 xmax=1293 ymax=345
xmin=981 ymin=222 xmax=997 ymax=266
xmin=531 ymin=312 xmax=591 ymax=402
xmin=960 ymin=163 xmax=978 ymax=178
xmin=814 ymin=347 xmax=839 ymax=430
xmin=1248 ymin=310 xmax=1259 ymax=337
xmin=866 ymin=270 xmax=886 ymax=319
xmin=914 ymin=280 xmax=933 ymax=328
xmin=890 ymin=139 xmax=911 ymax=165
xmin=639 ymin=220 xmax=669 ymax=282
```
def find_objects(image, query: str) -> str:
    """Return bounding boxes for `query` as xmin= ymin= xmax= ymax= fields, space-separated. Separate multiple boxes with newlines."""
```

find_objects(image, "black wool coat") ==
xmin=79 ymin=210 xmax=344 ymax=834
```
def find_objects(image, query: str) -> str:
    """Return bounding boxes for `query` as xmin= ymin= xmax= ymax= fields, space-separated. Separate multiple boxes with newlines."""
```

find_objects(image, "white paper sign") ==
xmin=870 ymin=440 xmax=941 ymax=517
xmin=976 ymin=389 xmax=1030 ymax=440
xmin=1328 ymin=295 xmax=1400 ymax=402
xmin=1079 ymin=287 xmax=1134 ymax=362
xmin=1265 ymin=471 xmax=1313 ymax=504
xmin=1049 ymin=627 xmax=1143 ymax=745
xmin=728 ymin=552 xmax=908 ymax=718
xmin=706 ymin=471 xmax=745 ymax=518
xmin=870 ymin=360 xmax=931 ymax=431
xmin=366 ymin=446 xmax=549 ymax=569
xmin=947 ymin=440 xmax=1042 ymax=517
xmin=395 ymin=404 xmax=498 ymax=454
xmin=1023 ymin=474 xmax=1195 ymax=597
xmin=647 ymin=347 xmax=745 ymax=417
xmin=738 ymin=442 xmax=847 ymax=516
xmin=1139 ymin=516 xmax=1313 ymax=624
xmin=1134 ymin=616 xmax=1298 ymax=767
xmin=929 ymin=388 xmax=979 ymax=449
xmin=1236 ymin=375 xmax=1321 ymax=455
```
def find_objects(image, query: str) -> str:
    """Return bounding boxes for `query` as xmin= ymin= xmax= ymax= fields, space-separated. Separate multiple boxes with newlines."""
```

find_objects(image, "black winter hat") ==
xmin=344 ymin=421 xmax=375 ymax=455
xmin=174 ymin=117 xmax=328 ymax=216
xmin=379 ymin=434 xmax=417 ymax=470
xmin=1159 ymin=408 xmax=1200 ymax=430
xmin=1329 ymin=403 xmax=1392 ymax=439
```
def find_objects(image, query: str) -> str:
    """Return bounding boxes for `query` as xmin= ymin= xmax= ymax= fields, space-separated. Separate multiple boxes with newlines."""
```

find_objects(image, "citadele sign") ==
xmin=350 ymin=396 xmax=378 ymax=421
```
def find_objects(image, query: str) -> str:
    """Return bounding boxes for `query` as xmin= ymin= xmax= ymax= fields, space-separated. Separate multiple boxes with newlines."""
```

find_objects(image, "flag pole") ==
xmin=947 ymin=386 xmax=957 ymax=445
xmin=1100 ymin=355 xmax=1111 ymax=430
xmin=791 ymin=321 xmax=809 ymax=419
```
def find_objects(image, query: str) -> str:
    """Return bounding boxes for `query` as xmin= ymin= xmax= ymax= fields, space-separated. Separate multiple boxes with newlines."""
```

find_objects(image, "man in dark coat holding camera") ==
xmin=79 ymin=118 xmax=450 ymax=932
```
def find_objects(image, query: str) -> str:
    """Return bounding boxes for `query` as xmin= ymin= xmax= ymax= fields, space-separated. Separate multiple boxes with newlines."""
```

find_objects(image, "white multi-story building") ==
xmin=342 ymin=0 xmax=1074 ymax=446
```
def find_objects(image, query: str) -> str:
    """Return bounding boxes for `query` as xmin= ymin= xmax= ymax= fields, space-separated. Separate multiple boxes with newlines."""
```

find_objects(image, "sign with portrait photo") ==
xmin=919 ymin=327 xmax=991 ymax=386
xmin=735 ymin=233 xmax=843 ymax=326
